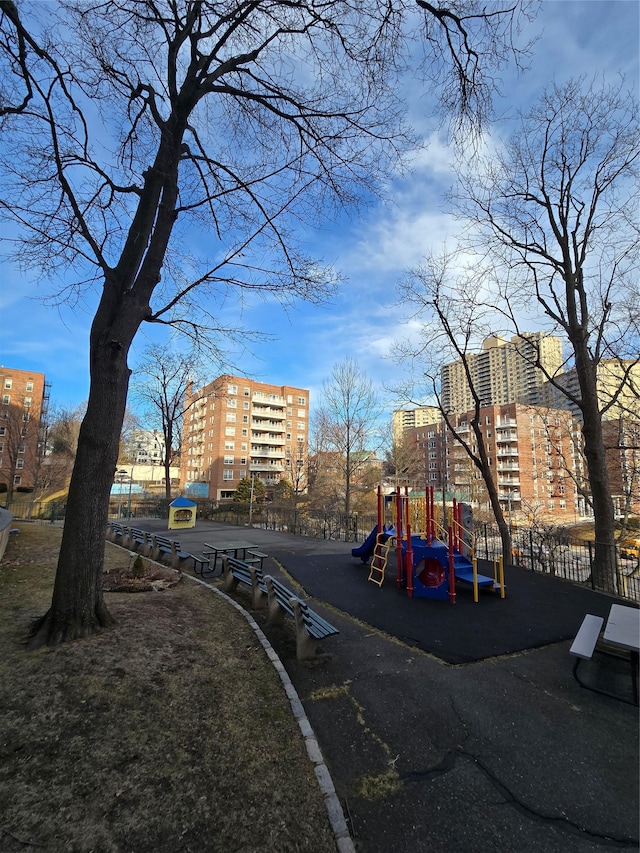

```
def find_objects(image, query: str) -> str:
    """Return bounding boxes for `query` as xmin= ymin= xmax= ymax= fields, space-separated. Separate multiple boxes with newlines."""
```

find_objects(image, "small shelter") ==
xmin=168 ymin=495 xmax=196 ymax=530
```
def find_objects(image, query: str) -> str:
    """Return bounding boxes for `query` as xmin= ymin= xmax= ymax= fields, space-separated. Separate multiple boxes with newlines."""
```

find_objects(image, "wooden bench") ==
xmin=264 ymin=574 xmax=339 ymax=661
xmin=150 ymin=534 xmax=191 ymax=569
xmin=107 ymin=521 xmax=126 ymax=543
xmin=222 ymin=555 xmax=267 ymax=609
xmin=127 ymin=526 xmax=152 ymax=556
xmin=570 ymin=614 xmax=604 ymax=689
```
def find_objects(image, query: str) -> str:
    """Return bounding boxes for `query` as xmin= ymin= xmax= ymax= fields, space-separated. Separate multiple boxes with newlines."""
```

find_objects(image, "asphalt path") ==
xmin=128 ymin=519 xmax=639 ymax=852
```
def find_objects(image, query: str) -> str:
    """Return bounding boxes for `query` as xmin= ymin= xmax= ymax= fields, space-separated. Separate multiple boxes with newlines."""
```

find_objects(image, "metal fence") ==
xmin=474 ymin=522 xmax=640 ymax=603
xmin=4 ymin=497 xmax=638 ymax=603
xmin=1 ymin=500 xmax=66 ymax=523
xmin=209 ymin=503 xmax=377 ymax=543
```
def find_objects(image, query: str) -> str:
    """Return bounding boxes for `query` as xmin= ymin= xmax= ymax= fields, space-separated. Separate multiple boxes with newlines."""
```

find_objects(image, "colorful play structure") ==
xmin=351 ymin=486 xmax=505 ymax=603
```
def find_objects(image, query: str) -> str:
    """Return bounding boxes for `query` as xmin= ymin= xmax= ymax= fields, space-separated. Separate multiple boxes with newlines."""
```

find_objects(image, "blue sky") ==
xmin=0 ymin=0 xmax=638 ymax=420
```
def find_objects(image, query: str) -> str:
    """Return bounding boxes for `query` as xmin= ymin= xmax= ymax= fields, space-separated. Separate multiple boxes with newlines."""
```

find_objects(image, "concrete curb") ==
xmin=183 ymin=571 xmax=355 ymax=853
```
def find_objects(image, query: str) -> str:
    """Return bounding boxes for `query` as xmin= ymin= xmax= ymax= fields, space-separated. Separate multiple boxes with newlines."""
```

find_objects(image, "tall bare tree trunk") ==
xmin=28 ymin=287 xmax=141 ymax=647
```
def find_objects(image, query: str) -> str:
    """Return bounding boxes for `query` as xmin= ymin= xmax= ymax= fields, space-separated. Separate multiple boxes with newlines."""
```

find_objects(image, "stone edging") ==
xmin=183 ymin=572 xmax=355 ymax=853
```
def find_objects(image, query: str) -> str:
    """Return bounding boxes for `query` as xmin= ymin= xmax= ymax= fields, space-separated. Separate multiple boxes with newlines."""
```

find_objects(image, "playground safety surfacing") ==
xmin=277 ymin=553 xmax=620 ymax=665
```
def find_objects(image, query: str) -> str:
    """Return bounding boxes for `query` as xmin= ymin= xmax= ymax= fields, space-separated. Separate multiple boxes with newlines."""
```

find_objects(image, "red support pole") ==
xmin=395 ymin=487 xmax=403 ymax=588
xmin=452 ymin=497 xmax=458 ymax=551
xmin=448 ymin=525 xmax=457 ymax=604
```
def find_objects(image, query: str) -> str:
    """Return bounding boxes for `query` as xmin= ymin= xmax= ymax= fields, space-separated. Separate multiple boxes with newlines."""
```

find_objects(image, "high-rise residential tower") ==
xmin=440 ymin=333 xmax=564 ymax=414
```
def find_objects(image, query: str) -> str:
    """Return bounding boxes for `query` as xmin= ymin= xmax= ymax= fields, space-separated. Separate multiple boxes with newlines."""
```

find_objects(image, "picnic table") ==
xmin=603 ymin=603 xmax=639 ymax=704
xmin=202 ymin=540 xmax=258 ymax=574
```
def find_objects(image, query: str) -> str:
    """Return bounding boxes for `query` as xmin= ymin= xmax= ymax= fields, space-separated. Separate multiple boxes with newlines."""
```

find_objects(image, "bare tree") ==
xmin=32 ymin=404 xmax=85 ymax=499
xmin=314 ymin=358 xmax=383 ymax=515
xmin=130 ymin=345 xmax=197 ymax=503
xmin=0 ymin=400 xmax=42 ymax=501
xmin=0 ymin=0 xmax=533 ymax=646
xmin=395 ymin=255 xmax=513 ymax=561
xmin=453 ymin=77 xmax=640 ymax=591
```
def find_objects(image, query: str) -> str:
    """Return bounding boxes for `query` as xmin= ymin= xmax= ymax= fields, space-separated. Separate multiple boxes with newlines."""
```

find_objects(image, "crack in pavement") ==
xmin=401 ymin=747 xmax=639 ymax=848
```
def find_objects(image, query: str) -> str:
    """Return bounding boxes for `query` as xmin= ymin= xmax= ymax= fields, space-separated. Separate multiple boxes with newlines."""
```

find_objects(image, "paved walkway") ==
xmin=135 ymin=519 xmax=639 ymax=852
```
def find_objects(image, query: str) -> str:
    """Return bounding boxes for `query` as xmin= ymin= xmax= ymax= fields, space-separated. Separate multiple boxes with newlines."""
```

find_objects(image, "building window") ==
xmin=297 ymin=396 xmax=306 ymax=405
xmin=224 ymin=455 xmax=234 ymax=465
xmin=18 ymin=443 xmax=25 ymax=454
xmin=297 ymin=422 xmax=305 ymax=430
xmin=2 ymin=395 xmax=9 ymax=405
xmin=228 ymin=384 xmax=237 ymax=395
xmin=16 ymin=458 xmax=24 ymax=469
xmin=227 ymin=398 xmax=237 ymax=408
xmin=241 ymin=443 xmax=247 ymax=451
xmin=225 ymin=427 xmax=236 ymax=436
xmin=225 ymin=441 xmax=235 ymax=450
xmin=0 ymin=427 xmax=5 ymax=436
xmin=24 ymin=397 xmax=31 ymax=407
xmin=13 ymin=475 xmax=21 ymax=485
xmin=242 ymin=429 xmax=248 ymax=436
xmin=297 ymin=409 xmax=306 ymax=418
xmin=223 ymin=469 xmax=234 ymax=481
xmin=0 ymin=442 xmax=2 ymax=452
xmin=242 ymin=415 xmax=248 ymax=423
xmin=23 ymin=412 xmax=29 ymax=422
xmin=240 ymin=457 xmax=247 ymax=465
xmin=26 ymin=381 xmax=33 ymax=392
xmin=243 ymin=401 xmax=250 ymax=409
xmin=226 ymin=412 xmax=236 ymax=422
xmin=4 ymin=379 xmax=11 ymax=389
xmin=244 ymin=387 xmax=250 ymax=396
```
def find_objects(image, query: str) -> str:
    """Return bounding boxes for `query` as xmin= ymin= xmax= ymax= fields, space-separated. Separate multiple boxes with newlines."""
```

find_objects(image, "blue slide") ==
xmin=351 ymin=525 xmax=392 ymax=563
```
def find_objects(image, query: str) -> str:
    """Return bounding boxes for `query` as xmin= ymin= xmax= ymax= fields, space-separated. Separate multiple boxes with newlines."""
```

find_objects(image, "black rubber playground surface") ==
xmin=136 ymin=519 xmax=621 ymax=665
xmin=277 ymin=550 xmax=619 ymax=664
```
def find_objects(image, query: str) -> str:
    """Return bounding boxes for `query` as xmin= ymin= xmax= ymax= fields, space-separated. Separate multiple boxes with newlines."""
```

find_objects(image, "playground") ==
xmin=352 ymin=486 xmax=505 ymax=606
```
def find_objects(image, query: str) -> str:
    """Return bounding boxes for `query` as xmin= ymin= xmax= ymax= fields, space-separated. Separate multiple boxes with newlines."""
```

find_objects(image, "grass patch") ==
xmin=0 ymin=523 xmax=335 ymax=852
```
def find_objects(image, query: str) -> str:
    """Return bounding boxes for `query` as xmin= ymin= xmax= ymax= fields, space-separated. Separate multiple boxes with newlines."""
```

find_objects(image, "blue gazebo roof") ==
xmin=170 ymin=495 xmax=197 ymax=507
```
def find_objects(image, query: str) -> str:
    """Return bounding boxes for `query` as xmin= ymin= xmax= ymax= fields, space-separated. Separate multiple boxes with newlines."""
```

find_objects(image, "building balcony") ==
xmin=251 ymin=407 xmax=286 ymax=420
xmin=251 ymin=433 xmax=286 ymax=444
xmin=499 ymin=491 xmax=521 ymax=502
xmin=250 ymin=462 xmax=285 ymax=472
xmin=498 ymin=476 xmax=521 ymax=486
xmin=250 ymin=449 xmax=285 ymax=459
xmin=251 ymin=419 xmax=285 ymax=429
xmin=496 ymin=418 xmax=517 ymax=428
xmin=496 ymin=462 xmax=519 ymax=471
xmin=496 ymin=447 xmax=519 ymax=457
xmin=253 ymin=392 xmax=286 ymax=406
xmin=496 ymin=432 xmax=518 ymax=442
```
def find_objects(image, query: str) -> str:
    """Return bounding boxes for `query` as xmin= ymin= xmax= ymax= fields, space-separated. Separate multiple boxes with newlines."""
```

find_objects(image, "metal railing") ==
xmin=4 ymin=496 xmax=638 ymax=602
xmin=474 ymin=521 xmax=640 ymax=603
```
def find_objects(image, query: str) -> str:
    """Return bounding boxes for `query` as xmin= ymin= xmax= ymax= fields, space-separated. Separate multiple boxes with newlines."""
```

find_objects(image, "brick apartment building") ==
xmin=0 ymin=367 xmax=49 ymax=496
xmin=407 ymin=402 xmax=582 ymax=523
xmin=181 ymin=375 xmax=309 ymax=501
